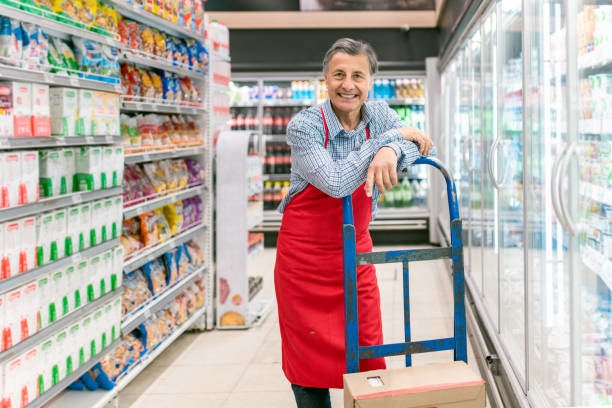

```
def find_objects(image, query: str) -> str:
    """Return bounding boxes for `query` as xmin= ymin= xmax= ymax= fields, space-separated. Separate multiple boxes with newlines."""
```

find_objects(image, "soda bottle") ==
xmin=236 ymin=110 xmax=246 ymax=130
xmin=273 ymin=108 xmax=283 ymax=135
xmin=282 ymin=108 xmax=291 ymax=134
xmin=281 ymin=181 xmax=290 ymax=201
xmin=385 ymin=185 xmax=396 ymax=208
xmin=263 ymin=182 xmax=272 ymax=210
xmin=229 ymin=109 xmax=237 ymax=130
xmin=273 ymin=182 xmax=282 ymax=208
xmin=263 ymin=107 xmax=273 ymax=134
xmin=402 ymin=178 xmax=413 ymax=207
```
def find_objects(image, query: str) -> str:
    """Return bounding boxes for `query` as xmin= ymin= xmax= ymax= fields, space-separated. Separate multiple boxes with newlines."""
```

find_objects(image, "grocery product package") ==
xmin=51 ymin=269 xmax=68 ymax=321
xmin=88 ymin=255 xmax=102 ymax=301
xmin=92 ymin=91 xmax=106 ymax=136
xmin=20 ymin=150 xmax=39 ymax=205
xmin=50 ymin=87 xmax=78 ymax=136
xmin=91 ymin=200 xmax=104 ymax=246
xmin=31 ymin=83 xmax=51 ymax=137
xmin=53 ymin=208 xmax=67 ymax=259
xmin=62 ymin=147 xmax=77 ymax=194
xmin=0 ymin=152 xmax=20 ymax=209
xmin=121 ymin=114 xmax=140 ymax=149
xmin=81 ymin=314 xmax=95 ymax=362
xmin=102 ymin=147 xmax=114 ymax=189
xmin=68 ymin=322 xmax=83 ymax=374
xmin=76 ymin=259 xmax=88 ymax=309
xmin=36 ymin=212 xmax=54 ymax=265
xmin=5 ymin=356 xmax=25 ymax=408
xmin=54 ymin=329 xmax=69 ymax=383
xmin=0 ymin=81 xmax=13 ymax=138
xmin=20 ymin=216 xmax=36 ymax=273
xmin=39 ymin=149 xmax=62 ymax=198
xmin=66 ymin=205 xmax=79 ymax=256
xmin=77 ymin=89 xmax=94 ymax=136
xmin=37 ymin=272 xmax=52 ymax=329
xmin=101 ymin=250 xmax=113 ymax=296
xmin=79 ymin=202 xmax=92 ymax=250
xmin=101 ymin=199 xmax=114 ymax=242
xmin=3 ymin=220 xmax=20 ymax=279
xmin=64 ymin=264 xmax=80 ymax=312
xmin=122 ymin=270 xmax=151 ymax=315
xmin=75 ymin=146 xmax=102 ymax=191
xmin=162 ymin=250 xmax=178 ymax=284
xmin=22 ymin=281 xmax=39 ymax=338
xmin=5 ymin=288 xmax=25 ymax=347
xmin=143 ymin=259 xmax=167 ymax=295
xmin=112 ymin=246 xmax=124 ymax=291
xmin=0 ymin=17 xmax=23 ymax=67
xmin=0 ymin=293 xmax=4 ymax=350
xmin=11 ymin=81 xmax=32 ymax=137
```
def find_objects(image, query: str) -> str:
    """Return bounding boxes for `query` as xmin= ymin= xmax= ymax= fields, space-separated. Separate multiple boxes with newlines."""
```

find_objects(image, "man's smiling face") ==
xmin=324 ymin=52 xmax=373 ymax=117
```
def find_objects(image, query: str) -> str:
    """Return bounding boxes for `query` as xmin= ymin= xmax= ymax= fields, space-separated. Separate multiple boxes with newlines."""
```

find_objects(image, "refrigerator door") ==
xmin=574 ymin=1 xmax=612 ymax=405
xmin=498 ymin=0 xmax=527 ymax=384
xmin=524 ymin=0 xmax=572 ymax=405
xmin=481 ymin=7 xmax=500 ymax=330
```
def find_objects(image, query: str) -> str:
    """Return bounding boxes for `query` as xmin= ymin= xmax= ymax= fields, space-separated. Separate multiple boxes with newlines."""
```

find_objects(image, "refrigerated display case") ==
xmin=436 ymin=0 xmax=611 ymax=406
xmin=230 ymin=72 xmax=430 ymax=233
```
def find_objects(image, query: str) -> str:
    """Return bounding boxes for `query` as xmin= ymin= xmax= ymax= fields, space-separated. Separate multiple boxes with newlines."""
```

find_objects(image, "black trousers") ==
xmin=291 ymin=384 xmax=332 ymax=408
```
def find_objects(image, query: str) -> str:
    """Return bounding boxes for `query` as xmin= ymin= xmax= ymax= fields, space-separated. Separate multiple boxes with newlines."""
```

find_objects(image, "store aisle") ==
xmin=118 ymin=246 xmax=482 ymax=408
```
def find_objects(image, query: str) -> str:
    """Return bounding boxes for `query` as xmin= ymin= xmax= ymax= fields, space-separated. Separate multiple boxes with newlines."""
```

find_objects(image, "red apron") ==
xmin=274 ymin=107 xmax=385 ymax=389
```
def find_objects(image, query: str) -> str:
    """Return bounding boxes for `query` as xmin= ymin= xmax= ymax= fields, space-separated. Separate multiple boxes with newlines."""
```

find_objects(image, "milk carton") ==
xmin=112 ymin=196 xmax=123 ymax=240
xmin=5 ymin=356 xmax=24 ymax=408
xmin=39 ymin=338 xmax=54 ymax=392
xmin=0 ymin=223 xmax=6 ymax=281
xmin=0 ymin=82 xmax=13 ymax=137
xmin=22 ymin=282 xmax=39 ymax=338
xmin=54 ymin=209 xmax=67 ymax=259
xmin=22 ymin=347 xmax=40 ymax=404
xmin=5 ymin=288 xmax=24 ymax=347
xmin=112 ymin=246 xmax=124 ymax=291
xmin=64 ymin=264 xmax=79 ymax=312
xmin=12 ymin=82 xmax=32 ymax=137
xmin=32 ymin=83 xmax=50 ymax=137
xmin=102 ymin=198 xmax=114 ymax=242
xmin=92 ymin=91 xmax=106 ymax=136
xmin=68 ymin=322 xmax=82 ymax=372
xmin=111 ymin=296 xmax=121 ymax=342
xmin=102 ymin=147 xmax=114 ymax=189
xmin=0 ymin=293 xmax=5 ymax=351
xmin=36 ymin=213 xmax=55 ymax=265
xmin=75 ymin=146 xmax=102 ymax=191
xmin=20 ymin=151 xmax=38 ymax=204
xmin=0 ymin=152 xmax=21 ymax=208
xmin=81 ymin=315 xmax=95 ymax=360
xmin=102 ymin=302 xmax=114 ymax=349
xmin=101 ymin=250 xmax=113 ymax=296
xmin=50 ymin=87 xmax=78 ymax=137
xmin=79 ymin=203 xmax=92 ymax=250
xmin=51 ymin=269 xmax=67 ymax=322
xmin=62 ymin=148 xmax=76 ymax=194
xmin=37 ymin=273 xmax=52 ymax=329
xmin=21 ymin=216 xmax=36 ymax=272
xmin=91 ymin=200 xmax=104 ymax=245
xmin=39 ymin=149 xmax=62 ymax=198
xmin=75 ymin=260 xmax=88 ymax=309
xmin=66 ymin=206 xmax=80 ymax=256
xmin=89 ymin=255 xmax=102 ymax=300
xmin=54 ymin=330 xmax=69 ymax=382
xmin=113 ymin=146 xmax=124 ymax=187
xmin=105 ymin=92 xmax=120 ymax=136
xmin=92 ymin=308 xmax=105 ymax=351
xmin=4 ymin=220 xmax=19 ymax=279
xmin=77 ymin=89 xmax=94 ymax=136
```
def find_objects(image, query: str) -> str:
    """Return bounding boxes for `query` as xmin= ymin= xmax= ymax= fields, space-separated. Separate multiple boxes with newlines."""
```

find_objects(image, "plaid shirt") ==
xmin=279 ymin=98 xmax=430 ymax=219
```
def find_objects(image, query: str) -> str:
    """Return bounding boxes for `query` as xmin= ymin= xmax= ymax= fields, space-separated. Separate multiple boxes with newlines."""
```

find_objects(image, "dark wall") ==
xmin=437 ymin=0 xmax=479 ymax=58
xmin=230 ymin=28 xmax=439 ymax=72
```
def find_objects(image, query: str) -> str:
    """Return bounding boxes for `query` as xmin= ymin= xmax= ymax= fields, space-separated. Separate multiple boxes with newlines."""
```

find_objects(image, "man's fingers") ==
xmin=382 ymin=167 xmax=392 ymax=190
xmin=390 ymin=164 xmax=398 ymax=186
xmin=375 ymin=169 xmax=385 ymax=195
xmin=365 ymin=167 xmax=375 ymax=197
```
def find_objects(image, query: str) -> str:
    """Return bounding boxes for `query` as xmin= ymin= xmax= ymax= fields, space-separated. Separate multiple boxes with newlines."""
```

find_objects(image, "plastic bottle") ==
xmin=273 ymin=182 xmax=282 ymax=208
xmin=263 ymin=182 xmax=272 ymax=210
xmin=401 ymin=178 xmax=413 ymax=207
xmin=281 ymin=181 xmax=290 ymax=201
xmin=389 ymin=79 xmax=396 ymax=99
xmin=385 ymin=186 xmax=395 ymax=208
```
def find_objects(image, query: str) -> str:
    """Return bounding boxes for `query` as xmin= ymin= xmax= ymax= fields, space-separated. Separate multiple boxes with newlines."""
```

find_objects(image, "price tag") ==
xmin=105 ymin=135 xmax=113 ymax=143
xmin=85 ymin=136 xmax=95 ymax=144
xmin=71 ymin=194 xmax=83 ymax=204
xmin=69 ymin=76 xmax=79 ymax=86
xmin=142 ymin=154 xmax=151 ymax=162
xmin=73 ymin=253 xmax=82 ymax=262
xmin=143 ymin=308 xmax=152 ymax=320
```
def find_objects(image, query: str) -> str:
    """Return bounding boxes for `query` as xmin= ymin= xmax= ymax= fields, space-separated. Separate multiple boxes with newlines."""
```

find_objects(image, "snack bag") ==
xmin=151 ymin=71 xmax=163 ymax=99
xmin=0 ymin=18 xmax=22 ymax=67
xmin=185 ymin=239 xmax=203 ymax=265
xmin=72 ymin=37 xmax=101 ymax=74
xmin=164 ymin=35 xmax=174 ymax=61
xmin=185 ymin=158 xmax=205 ymax=184
xmin=20 ymin=23 xmax=42 ymax=70
xmin=140 ymin=26 xmax=154 ymax=54
xmin=136 ymin=114 xmax=159 ymax=150
xmin=139 ymin=211 xmax=159 ymax=247
xmin=121 ymin=63 xmax=141 ymax=98
xmin=143 ymin=259 xmax=167 ymax=295
xmin=154 ymin=208 xmax=171 ymax=241
xmin=152 ymin=29 xmax=166 ymax=56
xmin=100 ymin=45 xmax=120 ymax=78
xmin=182 ymin=0 xmax=193 ymax=29
xmin=157 ymin=160 xmax=177 ymax=191
xmin=52 ymin=37 xmax=79 ymax=74
xmin=138 ymin=67 xmax=155 ymax=98
xmin=175 ymin=244 xmax=193 ymax=276
xmin=53 ymin=0 xmax=79 ymax=26
xmin=162 ymin=201 xmax=183 ymax=235
xmin=126 ymin=22 xmax=142 ymax=50
xmin=161 ymin=71 xmax=175 ymax=101
xmin=121 ymin=114 xmax=140 ymax=149
xmin=162 ymin=250 xmax=178 ymax=284
xmin=117 ymin=17 xmax=130 ymax=46
xmin=77 ymin=0 xmax=96 ymax=27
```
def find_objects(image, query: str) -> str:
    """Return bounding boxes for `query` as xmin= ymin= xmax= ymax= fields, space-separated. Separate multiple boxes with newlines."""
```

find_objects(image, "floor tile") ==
xmin=127 ymin=392 xmax=230 ymax=408
xmin=151 ymin=364 xmax=247 ymax=394
xmin=233 ymin=363 xmax=290 ymax=392
xmin=222 ymin=391 xmax=295 ymax=408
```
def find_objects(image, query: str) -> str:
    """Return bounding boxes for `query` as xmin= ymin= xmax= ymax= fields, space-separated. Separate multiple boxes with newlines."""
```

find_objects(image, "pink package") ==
xmin=20 ymin=217 xmax=36 ymax=273
xmin=3 ymin=221 xmax=19 ymax=279
xmin=1 ymin=153 xmax=20 ymax=209
xmin=20 ymin=151 xmax=39 ymax=205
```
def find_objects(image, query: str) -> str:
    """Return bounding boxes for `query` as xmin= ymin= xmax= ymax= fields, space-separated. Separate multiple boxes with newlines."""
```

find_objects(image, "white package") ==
xmin=53 ymin=209 xmax=67 ymax=260
xmin=39 ymin=338 xmax=54 ymax=393
xmin=5 ymin=356 xmax=23 ymax=408
xmin=68 ymin=322 xmax=82 ymax=371
xmin=103 ymin=301 xmax=115 ymax=348
xmin=12 ymin=82 xmax=32 ymax=137
xmin=112 ymin=246 xmax=124 ymax=290
xmin=92 ymin=91 xmax=106 ymax=136
xmin=50 ymin=87 xmax=78 ymax=137
xmin=1 ymin=152 xmax=21 ymax=209
xmin=89 ymin=255 xmax=102 ymax=300
xmin=114 ymin=146 xmax=124 ymax=186
xmin=36 ymin=213 xmax=54 ymax=265
xmin=22 ymin=347 xmax=39 ymax=404
xmin=4 ymin=220 xmax=20 ymax=278
xmin=0 ymin=82 xmax=13 ymax=138
xmin=79 ymin=203 xmax=92 ymax=250
xmin=113 ymin=196 xmax=123 ymax=240
xmin=81 ymin=315 xmax=95 ymax=361
xmin=39 ymin=149 xmax=62 ymax=198
xmin=54 ymin=330 xmax=69 ymax=382
xmin=32 ymin=83 xmax=51 ymax=137
xmin=91 ymin=200 xmax=104 ymax=245
xmin=102 ymin=147 xmax=113 ymax=189
xmin=103 ymin=199 xmax=114 ymax=242
xmin=92 ymin=308 xmax=104 ymax=352
xmin=76 ymin=259 xmax=88 ymax=305
xmin=66 ymin=206 xmax=80 ymax=256
xmin=64 ymin=265 xmax=78 ymax=312
xmin=5 ymin=288 xmax=24 ymax=346
xmin=62 ymin=148 xmax=76 ymax=194
xmin=20 ymin=151 xmax=38 ymax=205
xmin=51 ymin=269 xmax=67 ymax=320
xmin=77 ymin=89 xmax=94 ymax=136
xmin=0 ymin=293 xmax=5 ymax=351
xmin=22 ymin=282 xmax=39 ymax=338
xmin=75 ymin=146 xmax=102 ymax=191
xmin=37 ymin=272 xmax=52 ymax=329
xmin=21 ymin=217 xmax=36 ymax=273
xmin=111 ymin=296 xmax=121 ymax=342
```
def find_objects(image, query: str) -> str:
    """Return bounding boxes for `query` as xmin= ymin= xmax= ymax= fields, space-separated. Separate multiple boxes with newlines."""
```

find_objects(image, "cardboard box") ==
xmin=0 ymin=152 xmax=21 ymax=208
xmin=343 ymin=362 xmax=485 ymax=408
xmin=32 ymin=83 xmax=50 ymax=137
xmin=12 ymin=82 xmax=32 ymax=137
xmin=0 ymin=82 xmax=14 ymax=138
xmin=50 ymin=88 xmax=78 ymax=137
xmin=77 ymin=89 xmax=94 ymax=136
xmin=20 ymin=151 xmax=39 ymax=205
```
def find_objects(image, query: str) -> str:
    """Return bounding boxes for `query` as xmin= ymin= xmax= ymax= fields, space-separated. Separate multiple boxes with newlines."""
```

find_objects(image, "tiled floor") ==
xmin=119 ymin=246 xmax=484 ymax=408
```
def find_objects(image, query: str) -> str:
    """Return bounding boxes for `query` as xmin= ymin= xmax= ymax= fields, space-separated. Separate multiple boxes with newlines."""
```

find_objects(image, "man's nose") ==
xmin=340 ymin=79 xmax=356 ymax=90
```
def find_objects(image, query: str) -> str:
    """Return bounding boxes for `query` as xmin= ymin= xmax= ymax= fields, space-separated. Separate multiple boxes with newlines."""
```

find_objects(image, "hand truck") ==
xmin=342 ymin=156 xmax=466 ymax=373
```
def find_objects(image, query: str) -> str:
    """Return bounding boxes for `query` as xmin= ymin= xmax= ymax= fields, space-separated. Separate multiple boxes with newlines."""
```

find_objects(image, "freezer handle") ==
xmin=558 ymin=142 xmax=578 ymax=235
xmin=551 ymin=142 xmax=576 ymax=235
xmin=461 ymin=135 xmax=473 ymax=172
xmin=487 ymin=137 xmax=504 ymax=190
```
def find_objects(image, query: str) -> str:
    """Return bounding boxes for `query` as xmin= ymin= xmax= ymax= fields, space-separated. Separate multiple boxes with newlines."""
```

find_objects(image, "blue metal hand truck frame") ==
xmin=342 ymin=156 xmax=466 ymax=373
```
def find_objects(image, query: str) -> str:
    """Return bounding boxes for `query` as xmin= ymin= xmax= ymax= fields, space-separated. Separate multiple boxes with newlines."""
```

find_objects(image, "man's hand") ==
xmin=398 ymin=127 xmax=433 ymax=155
xmin=365 ymin=146 xmax=398 ymax=197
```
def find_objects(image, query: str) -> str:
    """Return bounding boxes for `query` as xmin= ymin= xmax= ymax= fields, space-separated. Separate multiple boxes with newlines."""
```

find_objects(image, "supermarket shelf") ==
xmin=381 ymin=98 xmax=426 ymax=106
xmin=105 ymin=0 xmax=205 ymax=41
xmin=123 ymin=184 xmax=205 ymax=218
xmin=247 ymin=208 xmax=264 ymax=230
xmin=578 ymin=44 xmax=612 ymax=76
xmin=0 ymin=187 xmax=122 ymax=223
xmin=210 ymin=51 xmax=231 ymax=62
xmin=0 ymin=238 xmax=120 ymax=295
xmin=121 ymin=265 xmax=207 ymax=334
xmin=581 ymin=182 xmax=612 ymax=207
xmin=262 ymin=134 xmax=287 ymax=142
xmin=123 ymin=223 xmax=206 ymax=273
xmin=0 ymin=64 xmax=122 ymax=93
xmin=247 ymin=240 xmax=264 ymax=264
xmin=0 ymin=289 xmax=121 ymax=364
xmin=230 ymin=101 xmax=259 ymax=108
xmin=0 ymin=3 xmax=122 ymax=47
xmin=27 ymin=338 xmax=121 ymax=408
xmin=120 ymin=101 xmax=207 ymax=115
xmin=263 ymin=174 xmax=291 ymax=181
xmin=582 ymin=245 xmax=612 ymax=292
xmin=579 ymin=119 xmax=612 ymax=136
xmin=124 ymin=146 xmax=205 ymax=164
xmin=0 ymin=135 xmax=121 ymax=149
xmin=120 ymin=50 xmax=206 ymax=79
xmin=48 ymin=306 xmax=207 ymax=408
xmin=376 ymin=207 xmax=429 ymax=219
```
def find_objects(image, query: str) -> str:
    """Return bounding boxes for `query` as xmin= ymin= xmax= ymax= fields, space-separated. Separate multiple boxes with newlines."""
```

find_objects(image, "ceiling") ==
xmin=206 ymin=0 xmax=446 ymax=29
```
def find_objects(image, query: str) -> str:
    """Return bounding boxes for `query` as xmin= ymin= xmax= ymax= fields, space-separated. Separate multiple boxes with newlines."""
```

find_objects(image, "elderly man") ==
xmin=274 ymin=38 xmax=433 ymax=408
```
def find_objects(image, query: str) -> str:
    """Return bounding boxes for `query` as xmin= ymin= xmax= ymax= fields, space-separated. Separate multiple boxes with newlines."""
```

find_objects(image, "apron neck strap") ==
xmin=320 ymin=105 xmax=370 ymax=150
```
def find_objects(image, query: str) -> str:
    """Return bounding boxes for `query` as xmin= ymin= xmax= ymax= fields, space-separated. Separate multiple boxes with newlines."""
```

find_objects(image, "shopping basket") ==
xmin=342 ymin=156 xmax=466 ymax=373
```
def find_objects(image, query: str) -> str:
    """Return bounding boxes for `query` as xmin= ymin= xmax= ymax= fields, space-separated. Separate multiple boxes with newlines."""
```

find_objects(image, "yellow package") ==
xmin=94 ymin=3 xmax=118 ymax=35
xmin=162 ymin=201 xmax=183 ymax=235
xmin=36 ymin=0 xmax=54 ymax=12
xmin=141 ymin=27 xmax=154 ymax=54
xmin=53 ymin=0 xmax=78 ymax=23
xmin=77 ymin=0 xmax=97 ymax=27
xmin=153 ymin=29 xmax=166 ymax=57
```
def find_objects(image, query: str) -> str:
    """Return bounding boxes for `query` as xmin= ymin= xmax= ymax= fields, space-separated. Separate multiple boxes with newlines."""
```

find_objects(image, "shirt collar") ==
xmin=322 ymin=98 xmax=373 ymax=141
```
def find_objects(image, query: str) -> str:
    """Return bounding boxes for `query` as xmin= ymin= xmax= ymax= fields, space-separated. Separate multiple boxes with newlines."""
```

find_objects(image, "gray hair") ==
xmin=322 ymin=38 xmax=378 ymax=75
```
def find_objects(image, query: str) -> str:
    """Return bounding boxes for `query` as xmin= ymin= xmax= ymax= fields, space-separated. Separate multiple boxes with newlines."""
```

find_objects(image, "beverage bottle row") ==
xmin=392 ymin=105 xmax=427 ymax=130
xmin=263 ymin=181 xmax=290 ymax=210
xmin=371 ymin=79 xmax=424 ymax=100
xmin=264 ymin=143 xmax=292 ymax=175
xmin=229 ymin=108 xmax=259 ymax=131
xmin=263 ymin=107 xmax=300 ymax=135
xmin=378 ymin=178 xmax=428 ymax=208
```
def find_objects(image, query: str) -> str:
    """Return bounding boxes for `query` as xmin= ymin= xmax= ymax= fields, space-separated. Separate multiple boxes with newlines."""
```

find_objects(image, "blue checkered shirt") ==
xmin=278 ymin=98 xmax=432 ymax=219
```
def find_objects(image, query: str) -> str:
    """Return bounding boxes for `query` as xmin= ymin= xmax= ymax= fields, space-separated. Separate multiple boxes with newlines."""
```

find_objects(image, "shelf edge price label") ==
xmin=69 ymin=76 xmax=79 ymax=86
xmin=71 ymin=194 xmax=83 ymax=204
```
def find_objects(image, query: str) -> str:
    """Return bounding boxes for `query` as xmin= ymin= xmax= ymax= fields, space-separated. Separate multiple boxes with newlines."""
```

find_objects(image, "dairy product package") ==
xmin=93 ymin=91 xmax=106 ymax=136
xmin=76 ymin=259 xmax=88 ymax=307
xmin=103 ymin=302 xmax=114 ymax=349
xmin=20 ymin=151 xmax=38 ymax=204
xmin=39 ymin=149 xmax=62 ymax=198
xmin=102 ymin=147 xmax=114 ymax=189
xmin=21 ymin=216 xmax=36 ymax=273
xmin=5 ymin=288 xmax=24 ymax=347
xmin=36 ymin=213 xmax=55 ymax=265
xmin=79 ymin=203 xmax=92 ymax=249
xmin=1 ymin=152 xmax=21 ymax=208
xmin=22 ymin=282 xmax=39 ymax=339
xmin=31 ymin=83 xmax=50 ymax=137
xmin=77 ymin=89 xmax=94 ymax=136
xmin=37 ymin=272 xmax=52 ymax=329
xmin=0 ymin=82 xmax=14 ymax=137
xmin=81 ymin=315 xmax=95 ymax=360
xmin=0 ymin=293 xmax=5 ymax=351
xmin=105 ymin=92 xmax=120 ymax=136
xmin=112 ymin=246 xmax=124 ymax=291
xmin=53 ymin=209 xmax=67 ymax=260
xmin=102 ymin=198 xmax=114 ymax=242
xmin=50 ymin=87 xmax=78 ymax=137
xmin=91 ymin=200 xmax=104 ymax=245
xmin=66 ymin=206 xmax=79 ymax=256
xmin=64 ymin=264 xmax=80 ymax=312
xmin=51 ymin=269 xmax=67 ymax=321
xmin=112 ymin=196 xmax=122 ymax=239
xmin=62 ymin=148 xmax=76 ymax=194
xmin=54 ymin=330 xmax=69 ymax=382
xmin=101 ymin=250 xmax=113 ymax=296
xmin=93 ymin=308 xmax=105 ymax=351
xmin=4 ymin=220 xmax=19 ymax=279
xmin=75 ymin=146 xmax=102 ymax=191
xmin=0 ymin=223 xmax=6 ymax=281
xmin=5 ymin=356 xmax=23 ymax=408
xmin=89 ymin=255 xmax=102 ymax=300
xmin=113 ymin=146 xmax=124 ymax=186
xmin=22 ymin=347 xmax=40 ymax=405
xmin=111 ymin=296 xmax=121 ymax=342
xmin=68 ymin=322 xmax=83 ymax=372
xmin=12 ymin=82 xmax=32 ymax=137
xmin=39 ymin=338 xmax=54 ymax=393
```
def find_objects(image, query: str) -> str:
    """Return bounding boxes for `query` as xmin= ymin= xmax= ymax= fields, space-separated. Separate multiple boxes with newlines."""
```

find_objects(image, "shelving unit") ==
xmin=0 ymin=136 xmax=121 ymax=149
xmin=0 ymin=65 xmax=122 ymax=93
xmin=120 ymin=50 xmax=206 ymax=79
xmin=120 ymin=100 xmax=207 ymax=115
xmin=124 ymin=147 xmax=206 ymax=164
xmin=123 ymin=185 xmax=206 ymax=218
